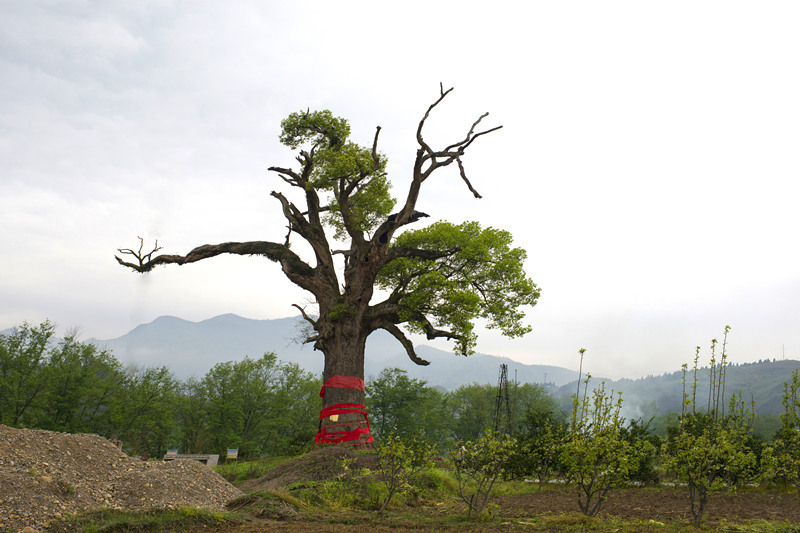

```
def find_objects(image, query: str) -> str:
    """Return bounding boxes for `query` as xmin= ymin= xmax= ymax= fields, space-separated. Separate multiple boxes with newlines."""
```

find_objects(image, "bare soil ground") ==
xmin=497 ymin=485 xmax=800 ymax=523
xmin=2 ymin=427 xmax=799 ymax=532
xmin=0 ymin=425 xmax=241 ymax=532
xmin=224 ymin=448 xmax=800 ymax=532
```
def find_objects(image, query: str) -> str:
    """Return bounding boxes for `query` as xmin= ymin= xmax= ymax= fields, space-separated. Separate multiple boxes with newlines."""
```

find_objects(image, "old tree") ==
xmin=116 ymin=86 xmax=539 ymax=446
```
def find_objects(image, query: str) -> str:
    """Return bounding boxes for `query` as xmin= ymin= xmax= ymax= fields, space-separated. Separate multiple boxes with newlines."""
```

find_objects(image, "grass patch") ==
xmin=213 ymin=456 xmax=291 ymax=483
xmin=50 ymin=507 xmax=237 ymax=533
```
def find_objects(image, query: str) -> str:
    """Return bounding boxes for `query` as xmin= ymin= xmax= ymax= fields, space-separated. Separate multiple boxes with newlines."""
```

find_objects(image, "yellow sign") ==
xmin=329 ymin=414 xmax=339 ymax=422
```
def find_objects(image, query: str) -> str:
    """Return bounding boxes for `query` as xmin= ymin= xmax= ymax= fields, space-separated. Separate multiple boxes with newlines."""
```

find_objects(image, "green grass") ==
xmin=212 ymin=455 xmax=291 ymax=483
xmin=47 ymin=457 xmax=800 ymax=532
xmin=50 ymin=507 xmax=236 ymax=533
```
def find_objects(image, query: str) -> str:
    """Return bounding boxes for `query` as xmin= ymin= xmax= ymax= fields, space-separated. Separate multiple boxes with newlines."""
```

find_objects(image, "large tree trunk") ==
xmin=315 ymin=321 xmax=373 ymax=447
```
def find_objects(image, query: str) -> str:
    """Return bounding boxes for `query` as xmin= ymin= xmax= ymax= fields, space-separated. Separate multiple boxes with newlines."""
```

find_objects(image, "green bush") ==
xmin=454 ymin=430 xmax=517 ymax=518
xmin=561 ymin=374 xmax=649 ymax=516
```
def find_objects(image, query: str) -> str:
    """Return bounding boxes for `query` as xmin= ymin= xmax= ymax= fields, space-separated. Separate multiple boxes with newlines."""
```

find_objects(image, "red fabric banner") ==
xmin=315 ymin=402 xmax=374 ymax=446
xmin=319 ymin=375 xmax=365 ymax=398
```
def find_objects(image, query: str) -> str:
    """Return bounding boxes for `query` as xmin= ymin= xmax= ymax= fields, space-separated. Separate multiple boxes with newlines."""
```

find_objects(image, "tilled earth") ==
xmin=2 ymin=427 xmax=799 ymax=532
xmin=231 ymin=448 xmax=800 ymax=531
xmin=0 ymin=424 xmax=241 ymax=532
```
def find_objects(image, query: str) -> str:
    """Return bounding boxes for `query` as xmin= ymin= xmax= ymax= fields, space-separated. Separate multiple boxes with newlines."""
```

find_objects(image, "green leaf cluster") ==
xmin=1 ymin=321 xmax=321 ymax=459
xmin=366 ymin=368 xmax=449 ymax=444
xmin=561 ymin=378 xmax=650 ymax=516
xmin=454 ymin=431 xmax=518 ymax=517
xmin=279 ymin=109 xmax=394 ymax=239
xmin=761 ymin=369 xmax=800 ymax=492
xmin=183 ymin=354 xmax=320 ymax=458
xmin=665 ymin=328 xmax=758 ymax=526
xmin=378 ymin=221 xmax=539 ymax=354
xmin=375 ymin=432 xmax=436 ymax=512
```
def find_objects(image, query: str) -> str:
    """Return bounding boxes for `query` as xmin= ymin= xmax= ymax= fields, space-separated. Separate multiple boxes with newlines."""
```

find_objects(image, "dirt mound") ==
xmin=241 ymin=446 xmax=378 ymax=492
xmin=0 ymin=425 xmax=242 ymax=532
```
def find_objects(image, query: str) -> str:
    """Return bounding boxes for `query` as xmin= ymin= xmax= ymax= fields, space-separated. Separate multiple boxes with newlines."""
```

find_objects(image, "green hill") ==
xmin=556 ymin=359 xmax=800 ymax=417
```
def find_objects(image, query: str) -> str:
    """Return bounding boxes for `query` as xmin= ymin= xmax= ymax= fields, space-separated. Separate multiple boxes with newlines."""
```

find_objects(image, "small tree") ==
xmin=454 ymin=430 xmax=517 ymax=518
xmin=375 ymin=432 xmax=436 ymax=513
xmin=561 ymin=369 xmax=645 ymax=516
xmin=505 ymin=402 xmax=566 ymax=488
xmin=761 ymin=368 xmax=800 ymax=495
xmin=664 ymin=327 xmax=757 ymax=526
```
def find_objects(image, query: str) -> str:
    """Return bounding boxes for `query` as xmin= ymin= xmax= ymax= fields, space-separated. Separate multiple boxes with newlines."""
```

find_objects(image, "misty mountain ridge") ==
xmin=87 ymin=314 xmax=800 ymax=417
xmin=88 ymin=314 xmax=579 ymax=389
xmin=7 ymin=314 xmax=795 ymax=417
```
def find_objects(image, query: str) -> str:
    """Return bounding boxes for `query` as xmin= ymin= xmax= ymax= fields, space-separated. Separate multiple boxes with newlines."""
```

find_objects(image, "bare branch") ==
xmin=371 ymin=126 xmax=382 ymax=168
xmin=414 ymin=313 xmax=460 ymax=342
xmin=456 ymin=157 xmax=482 ymax=199
xmin=115 ymin=240 xmax=316 ymax=289
xmin=268 ymin=166 xmax=302 ymax=186
xmin=444 ymin=112 xmax=487 ymax=152
xmin=416 ymin=84 xmax=454 ymax=154
xmin=283 ymin=224 xmax=292 ymax=246
xmin=292 ymin=303 xmax=318 ymax=327
xmin=116 ymin=237 xmax=163 ymax=271
xmin=380 ymin=323 xmax=430 ymax=366
xmin=387 ymin=246 xmax=460 ymax=262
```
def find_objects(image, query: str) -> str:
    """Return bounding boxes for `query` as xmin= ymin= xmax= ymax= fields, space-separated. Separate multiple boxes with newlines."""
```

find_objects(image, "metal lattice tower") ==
xmin=493 ymin=363 xmax=512 ymax=435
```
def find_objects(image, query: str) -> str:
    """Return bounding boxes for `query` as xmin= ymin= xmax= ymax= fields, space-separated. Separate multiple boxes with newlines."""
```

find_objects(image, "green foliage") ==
xmin=664 ymin=327 xmax=758 ymax=526
xmin=375 ymin=432 xmax=437 ymax=512
xmin=454 ymin=430 xmax=517 ymax=518
xmin=506 ymin=402 xmax=566 ymax=485
xmin=561 ymin=373 xmax=649 ymax=516
xmin=279 ymin=109 xmax=394 ymax=240
xmin=367 ymin=368 xmax=449 ymax=443
xmin=446 ymin=381 xmax=555 ymax=443
xmin=110 ymin=365 xmax=179 ymax=457
xmin=0 ymin=320 xmax=320 ymax=459
xmin=619 ymin=418 xmax=662 ymax=485
xmin=0 ymin=321 xmax=56 ymax=426
xmin=192 ymin=353 xmax=319 ymax=458
xmin=52 ymin=506 xmax=235 ymax=532
xmin=377 ymin=221 xmax=539 ymax=355
xmin=213 ymin=456 xmax=290 ymax=484
xmin=761 ymin=368 xmax=800 ymax=493
xmin=41 ymin=334 xmax=127 ymax=434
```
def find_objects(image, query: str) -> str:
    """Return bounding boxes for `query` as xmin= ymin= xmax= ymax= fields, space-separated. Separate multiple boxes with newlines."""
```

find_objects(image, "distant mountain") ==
xmin=89 ymin=314 xmax=579 ymax=389
xmin=10 ymin=315 xmax=800 ymax=416
xmin=555 ymin=359 xmax=800 ymax=417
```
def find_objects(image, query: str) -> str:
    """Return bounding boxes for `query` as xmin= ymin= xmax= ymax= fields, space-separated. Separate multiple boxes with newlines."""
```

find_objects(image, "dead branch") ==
xmin=456 ymin=157 xmax=482 ymax=199
xmin=116 ymin=237 xmax=163 ymax=270
xmin=380 ymin=323 xmax=430 ymax=366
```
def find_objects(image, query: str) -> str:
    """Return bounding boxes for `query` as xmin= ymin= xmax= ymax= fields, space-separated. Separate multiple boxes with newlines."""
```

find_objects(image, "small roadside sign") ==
xmin=227 ymin=449 xmax=238 ymax=459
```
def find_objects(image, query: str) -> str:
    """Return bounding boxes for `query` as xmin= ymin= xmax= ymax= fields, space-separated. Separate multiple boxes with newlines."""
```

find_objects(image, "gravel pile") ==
xmin=0 ymin=425 xmax=242 ymax=532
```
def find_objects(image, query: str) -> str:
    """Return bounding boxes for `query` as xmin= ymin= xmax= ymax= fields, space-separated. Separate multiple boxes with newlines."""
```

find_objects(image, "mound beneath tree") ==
xmin=239 ymin=446 xmax=378 ymax=492
xmin=0 ymin=425 xmax=241 ymax=532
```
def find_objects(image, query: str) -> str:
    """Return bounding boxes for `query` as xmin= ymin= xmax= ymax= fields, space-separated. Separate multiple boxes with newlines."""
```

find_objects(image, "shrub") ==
xmin=454 ymin=430 xmax=517 ymax=518
xmin=561 ymin=371 xmax=649 ymax=516
xmin=761 ymin=369 xmax=800 ymax=495
xmin=375 ymin=432 xmax=436 ymax=512
xmin=664 ymin=328 xmax=758 ymax=527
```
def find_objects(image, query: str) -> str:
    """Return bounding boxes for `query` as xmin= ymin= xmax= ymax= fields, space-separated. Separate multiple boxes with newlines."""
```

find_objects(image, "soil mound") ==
xmin=241 ymin=446 xmax=378 ymax=492
xmin=0 ymin=425 xmax=241 ymax=532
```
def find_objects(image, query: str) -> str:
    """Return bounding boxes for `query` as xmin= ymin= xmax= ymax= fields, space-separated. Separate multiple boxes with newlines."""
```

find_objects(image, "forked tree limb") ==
xmin=380 ymin=322 xmax=431 ymax=366
xmin=115 ymin=240 xmax=316 ymax=290
xmin=412 ymin=312 xmax=459 ymax=341
xmin=456 ymin=158 xmax=482 ymax=199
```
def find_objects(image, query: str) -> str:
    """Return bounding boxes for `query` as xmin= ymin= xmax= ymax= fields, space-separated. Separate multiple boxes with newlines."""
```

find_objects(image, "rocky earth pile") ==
xmin=0 ymin=425 xmax=241 ymax=532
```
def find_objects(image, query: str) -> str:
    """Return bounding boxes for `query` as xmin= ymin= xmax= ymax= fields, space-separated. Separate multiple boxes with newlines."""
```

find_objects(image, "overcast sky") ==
xmin=2 ymin=1 xmax=799 ymax=379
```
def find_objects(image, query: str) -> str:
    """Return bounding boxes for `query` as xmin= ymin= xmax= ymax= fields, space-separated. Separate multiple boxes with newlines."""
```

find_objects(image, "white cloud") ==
xmin=1 ymin=1 xmax=799 ymax=377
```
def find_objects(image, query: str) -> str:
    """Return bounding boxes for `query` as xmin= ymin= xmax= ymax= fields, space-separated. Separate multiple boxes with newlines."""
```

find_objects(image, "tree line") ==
xmin=0 ymin=321 xmax=558 ymax=459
